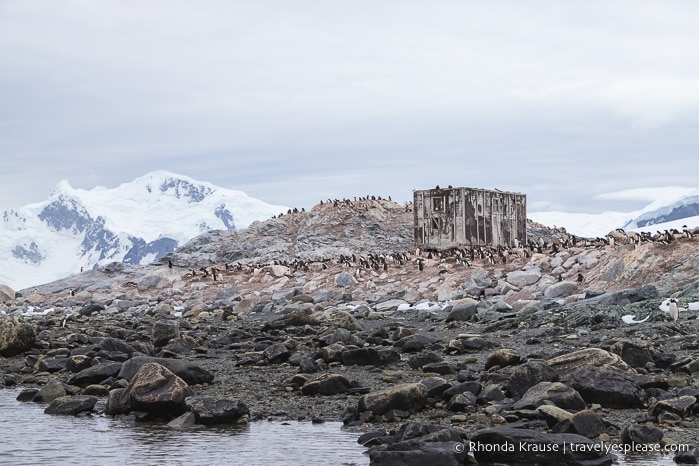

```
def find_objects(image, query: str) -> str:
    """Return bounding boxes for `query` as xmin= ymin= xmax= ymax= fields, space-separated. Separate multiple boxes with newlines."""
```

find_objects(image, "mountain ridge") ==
xmin=0 ymin=171 xmax=287 ymax=290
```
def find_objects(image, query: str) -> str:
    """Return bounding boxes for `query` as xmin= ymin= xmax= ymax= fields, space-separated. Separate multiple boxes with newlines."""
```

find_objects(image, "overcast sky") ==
xmin=2 ymin=0 xmax=698 ymax=215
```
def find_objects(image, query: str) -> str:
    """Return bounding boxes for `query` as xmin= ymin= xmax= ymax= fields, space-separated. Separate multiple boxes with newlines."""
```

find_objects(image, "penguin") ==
xmin=668 ymin=298 xmax=679 ymax=322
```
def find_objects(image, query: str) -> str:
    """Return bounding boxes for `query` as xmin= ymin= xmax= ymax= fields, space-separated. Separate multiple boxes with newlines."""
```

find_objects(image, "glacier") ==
xmin=0 ymin=171 xmax=287 ymax=291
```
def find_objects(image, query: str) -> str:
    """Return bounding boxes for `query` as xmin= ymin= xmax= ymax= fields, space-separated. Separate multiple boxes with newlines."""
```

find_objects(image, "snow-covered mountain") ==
xmin=530 ymin=188 xmax=699 ymax=238
xmin=0 ymin=171 xmax=287 ymax=291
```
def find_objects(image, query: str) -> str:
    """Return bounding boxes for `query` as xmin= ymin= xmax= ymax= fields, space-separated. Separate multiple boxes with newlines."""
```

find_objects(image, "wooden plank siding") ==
xmin=414 ymin=186 xmax=526 ymax=249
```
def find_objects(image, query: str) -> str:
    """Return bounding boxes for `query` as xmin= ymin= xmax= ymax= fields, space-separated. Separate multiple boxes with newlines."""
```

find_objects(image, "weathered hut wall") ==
xmin=414 ymin=187 xmax=526 ymax=249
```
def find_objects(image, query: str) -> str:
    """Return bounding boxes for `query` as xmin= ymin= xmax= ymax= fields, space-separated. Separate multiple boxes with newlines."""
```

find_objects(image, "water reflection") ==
xmin=0 ymin=389 xmax=367 ymax=466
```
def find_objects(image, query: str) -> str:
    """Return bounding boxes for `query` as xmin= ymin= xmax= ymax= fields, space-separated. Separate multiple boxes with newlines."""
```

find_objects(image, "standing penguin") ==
xmin=669 ymin=298 xmax=679 ymax=322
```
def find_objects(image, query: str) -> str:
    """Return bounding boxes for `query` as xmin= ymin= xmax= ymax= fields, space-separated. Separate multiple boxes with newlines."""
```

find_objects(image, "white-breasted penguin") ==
xmin=668 ymin=298 xmax=679 ymax=322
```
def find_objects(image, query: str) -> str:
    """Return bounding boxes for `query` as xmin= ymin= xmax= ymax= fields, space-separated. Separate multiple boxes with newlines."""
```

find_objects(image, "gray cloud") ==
xmin=1 ymin=0 xmax=698 ymax=214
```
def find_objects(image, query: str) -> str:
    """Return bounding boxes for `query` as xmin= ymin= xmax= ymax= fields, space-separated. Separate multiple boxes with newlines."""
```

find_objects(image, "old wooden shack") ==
xmin=414 ymin=186 xmax=527 ymax=249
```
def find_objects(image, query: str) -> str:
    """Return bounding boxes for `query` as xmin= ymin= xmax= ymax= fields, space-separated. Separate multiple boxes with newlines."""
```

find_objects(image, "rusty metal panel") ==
xmin=414 ymin=186 xmax=526 ymax=249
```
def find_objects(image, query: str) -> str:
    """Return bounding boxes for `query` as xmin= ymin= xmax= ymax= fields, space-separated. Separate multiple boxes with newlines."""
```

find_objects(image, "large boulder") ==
xmin=485 ymin=349 xmax=521 ymax=370
xmin=44 ymin=395 xmax=98 ymax=416
xmin=445 ymin=299 xmax=479 ymax=322
xmin=0 ymin=316 xmax=36 ymax=356
xmin=513 ymin=382 xmax=587 ymax=411
xmin=128 ymin=362 xmax=193 ymax=416
xmin=300 ymin=373 xmax=351 ymax=396
xmin=137 ymin=268 xmax=181 ymax=291
xmin=184 ymin=396 xmax=249 ymax=425
xmin=67 ymin=362 xmax=123 ymax=388
xmin=544 ymin=281 xmax=579 ymax=300
xmin=609 ymin=340 xmax=655 ymax=369
xmin=152 ymin=321 xmax=180 ymax=347
xmin=547 ymin=348 xmax=631 ymax=375
xmin=32 ymin=378 xmax=67 ymax=403
xmin=358 ymin=383 xmax=428 ymax=416
xmin=561 ymin=366 xmax=643 ymax=409
xmin=334 ymin=272 xmax=357 ymax=288
xmin=505 ymin=360 xmax=559 ymax=399
xmin=0 ymin=284 xmax=15 ymax=302
xmin=118 ymin=356 xmax=214 ymax=385
xmin=506 ymin=269 xmax=541 ymax=287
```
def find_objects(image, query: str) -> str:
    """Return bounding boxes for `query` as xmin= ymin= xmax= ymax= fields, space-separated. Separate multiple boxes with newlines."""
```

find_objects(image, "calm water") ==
xmin=0 ymin=389 xmax=368 ymax=466
xmin=0 ymin=388 xmax=684 ymax=466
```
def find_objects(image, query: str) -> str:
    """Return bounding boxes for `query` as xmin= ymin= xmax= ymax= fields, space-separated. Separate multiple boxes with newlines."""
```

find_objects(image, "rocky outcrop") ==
xmin=561 ymin=366 xmax=644 ymax=409
xmin=358 ymin=383 xmax=428 ymax=416
xmin=107 ymin=362 xmax=193 ymax=418
xmin=0 ymin=316 xmax=35 ymax=356
xmin=118 ymin=356 xmax=213 ymax=386
xmin=44 ymin=395 xmax=98 ymax=416
xmin=184 ymin=395 xmax=249 ymax=425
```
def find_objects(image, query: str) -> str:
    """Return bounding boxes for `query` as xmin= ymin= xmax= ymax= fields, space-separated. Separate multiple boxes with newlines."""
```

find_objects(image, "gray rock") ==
xmin=334 ymin=272 xmax=357 ymax=288
xmin=445 ymin=303 xmax=478 ymax=322
xmin=128 ymin=362 xmax=193 ymax=417
xmin=513 ymin=381 xmax=586 ymax=411
xmin=393 ymin=334 xmax=438 ymax=353
xmin=650 ymin=396 xmax=697 ymax=419
xmin=506 ymin=269 xmax=541 ymax=287
xmin=419 ymin=377 xmax=451 ymax=399
xmin=152 ymin=321 xmax=179 ymax=347
xmin=341 ymin=347 xmax=400 ymax=367
xmin=105 ymin=388 xmax=131 ymax=415
xmin=264 ymin=343 xmax=291 ymax=363
xmin=44 ymin=395 xmax=98 ymax=416
xmin=620 ymin=424 xmax=664 ymax=444
xmin=0 ymin=316 xmax=36 ymax=356
xmin=537 ymin=404 xmax=574 ymax=426
xmin=445 ymin=336 xmax=493 ymax=354
xmin=505 ymin=360 xmax=559 ymax=399
xmin=443 ymin=381 xmax=482 ymax=402
xmin=580 ymin=284 xmax=660 ymax=306
xmin=375 ymin=299 xmax=408 ymax=312
xmin=562 ymin=365 xmax=643 ymax=409
xmin=544 ymin=281 xmax=579 ymax=299
xmin=32 ymin=378 xmax=67 ymax=403
xmin=34 ymin=355 xmax=69 ymax=373
xmin=300 ymin=373 xmax=351 ymax=396
xmin=674 ymin=447 xmax=699 ymax=464
xmin=118 ymin=356 xmax=214 ymax=385
xmin=312 ymin=290 xmax=335 ymax=303
xmin=369 ymin=440 xmax=467 ymax=466
xmin=184 ymin=395 xmax=249 ymax=425
xmin=610 ymin=340 xmax=655 ymax=369
xmin=0 ymin=284 xmax=15 ymax=302
xmin=358 ymin=383 xmax=428 ymax=416
xmin=421 ymin=361 xmax=456 ymax=375
xmin=570 ymin=409 xmax=607 ymax=438
xmin=479 ymin=384 xmax=506 ymax=403
xmin=446 ymin=391 xmax=476 ymax=412
xmin=484 ymin=349 xmax=520 ymax=370
xmin=470 ymin=267 xmax=493 ymax=287
xmin=67 ymin=362 xmax=123 ymax=388
xmin=79 ymin=303 xmax=105 ymax=316
xmin=407 ymin=351 xmax=443 ymax=370
xmin=547 ymin=348 xmax=631 ymax=375
xmin=323 ymin=310 xmax=364 ymax=331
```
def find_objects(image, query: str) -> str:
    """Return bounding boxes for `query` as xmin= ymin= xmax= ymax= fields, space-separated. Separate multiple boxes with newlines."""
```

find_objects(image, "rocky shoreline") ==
xmin=2 ymin=203 xmax=699 ymax=465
